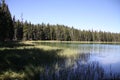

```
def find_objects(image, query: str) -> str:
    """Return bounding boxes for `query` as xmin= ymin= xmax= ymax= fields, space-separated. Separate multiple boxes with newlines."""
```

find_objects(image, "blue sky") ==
xmin=6 ymin=0 xmax=120 ymax=33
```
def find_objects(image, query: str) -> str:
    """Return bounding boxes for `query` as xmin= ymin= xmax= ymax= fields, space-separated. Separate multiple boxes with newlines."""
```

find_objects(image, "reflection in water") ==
xmin=33 ymin=42 xmax=120 ymax=80
xmin=39 ymin=53 xmax=120 ymax=80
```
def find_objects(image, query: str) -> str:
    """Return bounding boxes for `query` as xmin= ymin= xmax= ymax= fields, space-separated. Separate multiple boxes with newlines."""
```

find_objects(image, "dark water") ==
xmin=34 ymin=42 xmax=120 ymax=80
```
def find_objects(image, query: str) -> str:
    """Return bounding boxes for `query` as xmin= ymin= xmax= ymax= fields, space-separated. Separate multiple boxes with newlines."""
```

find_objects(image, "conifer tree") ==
xmin=0 ymin=0 xmax=14 ymax=41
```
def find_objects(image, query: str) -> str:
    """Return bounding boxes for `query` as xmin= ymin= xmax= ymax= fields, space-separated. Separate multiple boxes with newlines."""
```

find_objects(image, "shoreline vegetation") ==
xmin=0 ymin=41 xmax=78 ymax=80
xmin=0 ymin=41 xmax=120 ymax=80
xmin=23 ymin=40 xmax=120 ymax=44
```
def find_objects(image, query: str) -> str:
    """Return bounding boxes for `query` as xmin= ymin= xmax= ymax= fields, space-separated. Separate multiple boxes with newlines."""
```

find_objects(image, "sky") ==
xmin=5 ymin=0 xmax=120 ymax=33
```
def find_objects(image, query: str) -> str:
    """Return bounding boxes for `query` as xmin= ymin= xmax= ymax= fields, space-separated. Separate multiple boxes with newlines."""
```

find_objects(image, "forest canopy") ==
xmin=0 ymin=0 xmax=120 ymax=42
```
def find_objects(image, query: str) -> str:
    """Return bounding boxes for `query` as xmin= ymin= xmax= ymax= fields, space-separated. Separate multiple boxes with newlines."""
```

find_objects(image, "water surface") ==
xmin=34 ymin=42 xmax=120 ymax=79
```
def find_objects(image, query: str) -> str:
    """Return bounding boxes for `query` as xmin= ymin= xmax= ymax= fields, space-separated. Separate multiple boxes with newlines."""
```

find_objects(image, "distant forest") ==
xmin=0 ymin=0 xmax=120 ymax=42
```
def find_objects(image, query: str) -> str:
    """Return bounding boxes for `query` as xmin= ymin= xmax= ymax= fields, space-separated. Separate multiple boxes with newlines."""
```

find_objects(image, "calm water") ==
xmin=35 ymin=42 xmax=120 ymax=79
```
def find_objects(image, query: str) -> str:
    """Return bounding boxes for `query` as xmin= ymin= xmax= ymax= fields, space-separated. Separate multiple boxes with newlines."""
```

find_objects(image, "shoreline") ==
xmin=24 ymin=40 xmax=120 ymax=44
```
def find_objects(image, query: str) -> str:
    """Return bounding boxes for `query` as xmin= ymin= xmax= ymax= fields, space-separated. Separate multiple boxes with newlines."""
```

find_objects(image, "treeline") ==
xmin=0 ymin=0 xmax=120 ymax=42
xmin=13 ymin=21 xmax=120 ymax=42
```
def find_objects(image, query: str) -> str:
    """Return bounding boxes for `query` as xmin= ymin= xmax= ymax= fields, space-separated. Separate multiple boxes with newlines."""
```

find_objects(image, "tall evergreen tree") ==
xmin=0 ymin=0 xmax=14 ymax=41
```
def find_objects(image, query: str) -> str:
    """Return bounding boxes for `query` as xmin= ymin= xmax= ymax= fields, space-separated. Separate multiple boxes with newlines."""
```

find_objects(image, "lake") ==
xmin=34 ymin=42 xmax=120 ymax=80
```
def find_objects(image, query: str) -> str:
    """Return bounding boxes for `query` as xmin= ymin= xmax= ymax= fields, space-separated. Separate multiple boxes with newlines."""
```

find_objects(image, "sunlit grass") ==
xmin=0 ymin=41 xmax=120 ymax=80
xmin=21 ymin=41 xmax=78 ymax=57
xmin=0 ymin=41 xmax=79 ymax=79
xmin=0 ymin=70 xmax=25 ymax=80
xmin=58 ymin=48 xmax=78 ymax=57
xmin=25 ymin=40 xmax=120 ymax=44
xmin=0 ymin=41 xmax=78 ymax=57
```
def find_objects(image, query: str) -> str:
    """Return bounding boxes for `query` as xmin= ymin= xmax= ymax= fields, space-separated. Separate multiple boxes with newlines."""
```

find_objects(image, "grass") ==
xmin=0 ymin=70 xmax=25 ymax=80
xmin=0 ymin=41 xmax=120 ymax=80
xmin=28 ymin=40 xmax=120 ymax=44
xmin=22 ymin=41 xmax=79 ymax=57
xmin=0 ymin=41 xmax=78 ymax=80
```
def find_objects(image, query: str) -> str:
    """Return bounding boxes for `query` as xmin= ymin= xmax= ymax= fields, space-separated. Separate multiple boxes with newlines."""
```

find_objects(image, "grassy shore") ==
xmin=0 ymin=41 xmax=120 ymax=80
xmin=26 ymin=40 xmax=120 ymax=44
xmin=0 ymin=41 xmax=78 ymax=80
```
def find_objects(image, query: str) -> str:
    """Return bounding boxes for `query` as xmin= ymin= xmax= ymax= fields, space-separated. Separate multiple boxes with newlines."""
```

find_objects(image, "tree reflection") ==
xmin=40 ymin=53 xmax=120 ymax=80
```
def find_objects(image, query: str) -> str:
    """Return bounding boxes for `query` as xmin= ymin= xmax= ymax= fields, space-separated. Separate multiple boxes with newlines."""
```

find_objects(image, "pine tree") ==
xmin=0 ymin=0 xmax=14 ymax=41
